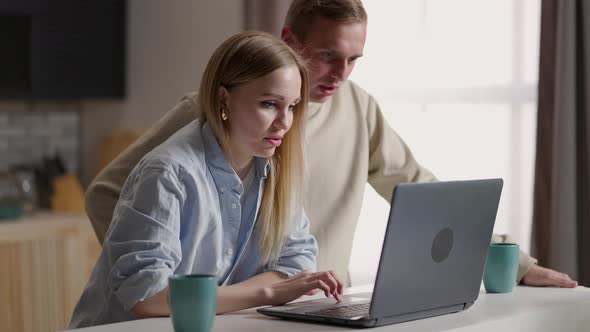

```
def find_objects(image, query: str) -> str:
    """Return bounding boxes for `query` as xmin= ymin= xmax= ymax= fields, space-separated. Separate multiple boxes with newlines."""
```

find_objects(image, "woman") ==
xmin=70 ymin=31 xmax=343 ymax=328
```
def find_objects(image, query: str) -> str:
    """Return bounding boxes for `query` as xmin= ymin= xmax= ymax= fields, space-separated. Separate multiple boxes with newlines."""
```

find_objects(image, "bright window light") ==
xmin=348 ymin=0 xmax=540 ymax=286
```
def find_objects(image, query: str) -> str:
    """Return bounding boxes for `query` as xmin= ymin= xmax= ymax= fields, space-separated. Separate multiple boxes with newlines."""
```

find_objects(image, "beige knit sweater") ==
xmin=86 ymin=80 xmax=536 ymax=285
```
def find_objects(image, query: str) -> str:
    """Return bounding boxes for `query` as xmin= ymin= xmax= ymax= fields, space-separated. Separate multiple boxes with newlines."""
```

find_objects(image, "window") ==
xmin=348 ymin=0 xmax=541 ymax=285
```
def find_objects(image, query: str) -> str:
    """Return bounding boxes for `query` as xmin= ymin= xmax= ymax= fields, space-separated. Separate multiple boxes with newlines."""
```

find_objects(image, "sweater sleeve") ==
xmin=85 ymin=94 xmax=199 ymax=244
xmin=365 ymin=95 xmax=437 ymax=202
xmin=491 ymin=233 xmax=538 ymax=283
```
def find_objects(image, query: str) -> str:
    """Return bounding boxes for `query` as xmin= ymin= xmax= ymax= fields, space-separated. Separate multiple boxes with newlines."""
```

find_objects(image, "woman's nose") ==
xmin=274 ymin=109 xmax=292 ymax=130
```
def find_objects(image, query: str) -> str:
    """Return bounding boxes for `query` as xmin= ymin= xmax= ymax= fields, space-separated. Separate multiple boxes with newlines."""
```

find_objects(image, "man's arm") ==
xmin=364 ymin=95 xmax=437 ymax=203
xmin=85 ymin=93 xmax=199 ymax=243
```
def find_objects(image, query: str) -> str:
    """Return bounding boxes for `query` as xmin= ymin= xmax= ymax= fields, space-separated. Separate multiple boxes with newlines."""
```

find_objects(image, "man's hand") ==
xmin=522 ymin=264 xmax=578 ymax=288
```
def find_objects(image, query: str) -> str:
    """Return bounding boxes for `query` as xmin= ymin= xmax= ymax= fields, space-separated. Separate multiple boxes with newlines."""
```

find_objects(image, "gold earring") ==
xmin=221 ymin=108 xmax=228 ymax=121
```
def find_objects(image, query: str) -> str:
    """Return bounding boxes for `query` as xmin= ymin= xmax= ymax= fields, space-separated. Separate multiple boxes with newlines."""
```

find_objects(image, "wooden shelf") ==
xmin=0 ymin=212 xmax=100 ymax=332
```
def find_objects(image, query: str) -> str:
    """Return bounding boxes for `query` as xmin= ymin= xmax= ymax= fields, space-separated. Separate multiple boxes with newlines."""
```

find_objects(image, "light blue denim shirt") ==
xmin=69 ymin=120 xmax=317 ymax=328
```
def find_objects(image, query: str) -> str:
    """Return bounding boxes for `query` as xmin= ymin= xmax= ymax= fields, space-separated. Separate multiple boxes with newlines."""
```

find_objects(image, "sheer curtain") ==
xmin=348 ymin=0 xmax=541 ymax=285
xmin=532 ymin=0 xmax=590 ymax=286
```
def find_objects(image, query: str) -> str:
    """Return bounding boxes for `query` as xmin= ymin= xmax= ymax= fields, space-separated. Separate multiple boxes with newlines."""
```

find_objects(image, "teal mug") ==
xmin=483 ymin=243 xmax=519 ymax=293
xmin=168 ymin=274 xmax=217 ymax=332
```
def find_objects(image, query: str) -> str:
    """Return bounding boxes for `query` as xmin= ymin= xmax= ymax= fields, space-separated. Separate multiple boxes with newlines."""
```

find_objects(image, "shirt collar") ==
xmin=201 ymin=121 xmax=270 ymax=193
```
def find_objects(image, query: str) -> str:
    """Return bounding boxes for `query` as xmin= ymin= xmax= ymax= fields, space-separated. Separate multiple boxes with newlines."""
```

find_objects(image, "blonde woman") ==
xmin=69 ymin=31 xmax=343 ymax=328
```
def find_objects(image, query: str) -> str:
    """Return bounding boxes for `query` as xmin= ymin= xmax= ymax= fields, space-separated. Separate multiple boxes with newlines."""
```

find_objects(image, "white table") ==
xmin=67 ymin=285 xmax=590 ymax=332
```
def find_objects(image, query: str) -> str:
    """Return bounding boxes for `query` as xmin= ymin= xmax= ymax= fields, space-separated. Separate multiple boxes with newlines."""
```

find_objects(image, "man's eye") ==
xmin=320 ymin=51 xmax=333 ymax=60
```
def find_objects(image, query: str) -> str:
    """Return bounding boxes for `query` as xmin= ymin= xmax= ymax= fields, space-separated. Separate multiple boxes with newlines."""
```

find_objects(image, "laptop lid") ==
xmin=369 ymin=179 xmax=503 ymax=319
xmin=257 ymin=179 xmax=503 ymax=327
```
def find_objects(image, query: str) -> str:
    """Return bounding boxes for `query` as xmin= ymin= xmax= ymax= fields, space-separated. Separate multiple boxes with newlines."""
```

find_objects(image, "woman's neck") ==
xmin=225 ymin=152 xmax=254 ymax=180
xmin=224 ymin=140 xmax=254 ymax=180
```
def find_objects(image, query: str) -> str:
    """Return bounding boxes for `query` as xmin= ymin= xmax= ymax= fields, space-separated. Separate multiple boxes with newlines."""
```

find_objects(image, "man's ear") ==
xmin=281 ymin=26 xmax=301 ymax=49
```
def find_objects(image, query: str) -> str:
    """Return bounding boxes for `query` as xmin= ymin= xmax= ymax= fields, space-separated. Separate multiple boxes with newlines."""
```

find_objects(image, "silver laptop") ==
xmin=258 ymin=179 xmax=503 ymax=328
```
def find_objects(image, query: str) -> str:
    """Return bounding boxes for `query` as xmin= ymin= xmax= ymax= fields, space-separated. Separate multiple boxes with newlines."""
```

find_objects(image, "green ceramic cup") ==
xmin=168 ymin=274 xmax=217 ymax=332
xmin=483 ymin=243 xmax=519 ymax=293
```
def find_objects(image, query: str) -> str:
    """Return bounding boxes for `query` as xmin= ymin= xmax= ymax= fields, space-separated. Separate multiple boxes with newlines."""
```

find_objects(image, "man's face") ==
xmin=284 ymin=16 xmax=367 ymax=103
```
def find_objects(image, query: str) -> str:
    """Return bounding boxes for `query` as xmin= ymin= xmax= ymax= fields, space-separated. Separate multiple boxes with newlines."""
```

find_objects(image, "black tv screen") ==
xmin=0 ymin=15 xmax=31 ymax=96
xmin=0 ymin=0 xmax=126 ymax=99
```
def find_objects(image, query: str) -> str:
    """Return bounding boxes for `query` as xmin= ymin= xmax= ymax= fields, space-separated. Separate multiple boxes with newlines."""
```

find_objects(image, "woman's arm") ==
xmin=132 ymin=270 xmax=343 ymax=317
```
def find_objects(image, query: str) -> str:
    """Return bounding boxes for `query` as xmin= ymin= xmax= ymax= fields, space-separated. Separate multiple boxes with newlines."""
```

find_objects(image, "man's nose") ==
xmin=331 ymin=60 xmax=348 ymax=81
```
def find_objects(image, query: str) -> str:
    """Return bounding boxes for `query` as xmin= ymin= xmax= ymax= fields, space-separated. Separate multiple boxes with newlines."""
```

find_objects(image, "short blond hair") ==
xmin=285 ymin=0 xmax=367 ymax=40
xmin=198 ymin=31 xmax=309 ymax=262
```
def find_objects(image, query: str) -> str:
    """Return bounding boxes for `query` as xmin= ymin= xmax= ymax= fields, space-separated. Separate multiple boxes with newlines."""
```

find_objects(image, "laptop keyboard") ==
xmin=307 ymin=302 xmax=370 ymax=319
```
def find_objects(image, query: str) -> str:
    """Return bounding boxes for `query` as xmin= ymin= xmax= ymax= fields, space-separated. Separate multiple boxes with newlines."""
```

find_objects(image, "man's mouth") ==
xmin=318 ymin=84 xmax=338 ymax=95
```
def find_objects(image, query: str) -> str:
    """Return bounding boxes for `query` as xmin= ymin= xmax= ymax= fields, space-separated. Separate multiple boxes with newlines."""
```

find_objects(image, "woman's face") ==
xmin=221 ymin=65 xmax=302 ymax=165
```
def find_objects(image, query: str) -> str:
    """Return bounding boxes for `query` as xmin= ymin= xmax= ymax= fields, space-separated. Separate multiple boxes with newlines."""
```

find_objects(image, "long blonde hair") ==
xmin=198 ymin=31 xmax=309 ymax=262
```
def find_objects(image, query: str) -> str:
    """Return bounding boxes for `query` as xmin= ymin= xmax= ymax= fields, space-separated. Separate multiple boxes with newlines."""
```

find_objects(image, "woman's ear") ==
xmin=218 ymin=86 xmax=229 ymax=108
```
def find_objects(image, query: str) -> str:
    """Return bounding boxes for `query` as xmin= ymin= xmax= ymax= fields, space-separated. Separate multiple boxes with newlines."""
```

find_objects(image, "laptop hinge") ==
xmin=375 ymin=303 xmax=466 ymax=326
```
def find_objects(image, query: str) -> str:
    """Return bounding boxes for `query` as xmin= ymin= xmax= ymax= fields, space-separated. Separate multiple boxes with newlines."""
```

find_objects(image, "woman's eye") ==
xmin=261 ymin=101 xmax=276 ymax=109
xmin=288 ymin=104 xmax=296 ymax=112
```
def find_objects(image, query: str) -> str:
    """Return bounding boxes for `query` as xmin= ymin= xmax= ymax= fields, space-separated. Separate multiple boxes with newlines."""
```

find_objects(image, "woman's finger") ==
xmin=327 ymin=270 xmax=344 ymax=296
xmin=305 ymin=289 xmax=320 ymax=296
xmin=324 ymin=271 xmax=343 ymax=302
xmin=316 ymin=271 xmax=339 ymax=296
xmin=308 ymin=279 xmax=331 ymax=298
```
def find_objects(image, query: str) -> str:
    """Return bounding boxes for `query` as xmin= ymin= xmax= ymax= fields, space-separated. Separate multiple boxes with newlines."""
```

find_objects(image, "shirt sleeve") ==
xmin=85 ymin=94 xmax=199 ymax=244
xmin=365 ymin=96 xmax=438 ymax=202
xmin=267 ymin=209 xmax=318 ymax=277
xmin=103 ymin=165 xmax=184 ymax=311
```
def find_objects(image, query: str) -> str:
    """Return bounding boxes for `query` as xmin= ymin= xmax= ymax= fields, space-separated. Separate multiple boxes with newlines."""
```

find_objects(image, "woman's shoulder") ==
xmin=139 ymin=120 xmax=207 ymax=176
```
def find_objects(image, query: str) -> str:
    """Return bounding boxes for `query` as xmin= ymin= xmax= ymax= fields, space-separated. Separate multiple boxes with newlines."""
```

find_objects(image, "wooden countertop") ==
xmin=0 ymin=211 xmax=91 ymax=241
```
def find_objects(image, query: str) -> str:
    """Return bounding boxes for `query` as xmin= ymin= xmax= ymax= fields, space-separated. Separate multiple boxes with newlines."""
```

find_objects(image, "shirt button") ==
xmin=231 ymin=203 xmax=237 ymax=209
xmin=227 ymin=248 xmax=233 ymax=255
xmin=220 ymin=187 xmax=226 ymax=193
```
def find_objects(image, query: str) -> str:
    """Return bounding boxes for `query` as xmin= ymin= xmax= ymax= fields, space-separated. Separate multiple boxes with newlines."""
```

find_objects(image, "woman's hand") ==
xmin=263 ymin=270 xmax=344 ymax=306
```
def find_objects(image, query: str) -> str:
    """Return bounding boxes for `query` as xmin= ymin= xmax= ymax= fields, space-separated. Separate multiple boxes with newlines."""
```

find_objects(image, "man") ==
xmin=86 ymin=0 xmax=576 ymax=288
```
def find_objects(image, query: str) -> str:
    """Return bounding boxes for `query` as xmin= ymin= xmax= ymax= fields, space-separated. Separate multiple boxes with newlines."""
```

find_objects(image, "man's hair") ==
xmin=198 ymin=31 xmax=309 ymax=263
xmin=285 ymin=0 xmax=367 ymax=40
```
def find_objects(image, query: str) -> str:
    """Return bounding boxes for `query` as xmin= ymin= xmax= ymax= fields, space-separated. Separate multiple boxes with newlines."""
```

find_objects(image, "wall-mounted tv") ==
xmin=0 ymin=0 xmax=126 ymax=99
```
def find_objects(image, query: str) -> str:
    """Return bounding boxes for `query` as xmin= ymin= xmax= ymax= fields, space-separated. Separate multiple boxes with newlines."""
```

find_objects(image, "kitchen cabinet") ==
xmin=0 ymin=212 xmax=100 ymax=332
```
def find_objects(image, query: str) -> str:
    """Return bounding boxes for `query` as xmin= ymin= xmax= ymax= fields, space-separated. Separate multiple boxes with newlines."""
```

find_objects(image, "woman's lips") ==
xmin=265 ymin=137 xmax=283 ymax=147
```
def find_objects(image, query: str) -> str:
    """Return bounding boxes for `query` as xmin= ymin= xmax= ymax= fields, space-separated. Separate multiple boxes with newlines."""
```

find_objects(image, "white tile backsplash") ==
xmin=0 ymin=111 xmax=79 ymax=172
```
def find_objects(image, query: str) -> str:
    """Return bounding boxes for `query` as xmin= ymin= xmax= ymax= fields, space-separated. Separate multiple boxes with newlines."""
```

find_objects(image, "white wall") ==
xmin=80 ymin=0 xmax=244 ymax=185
